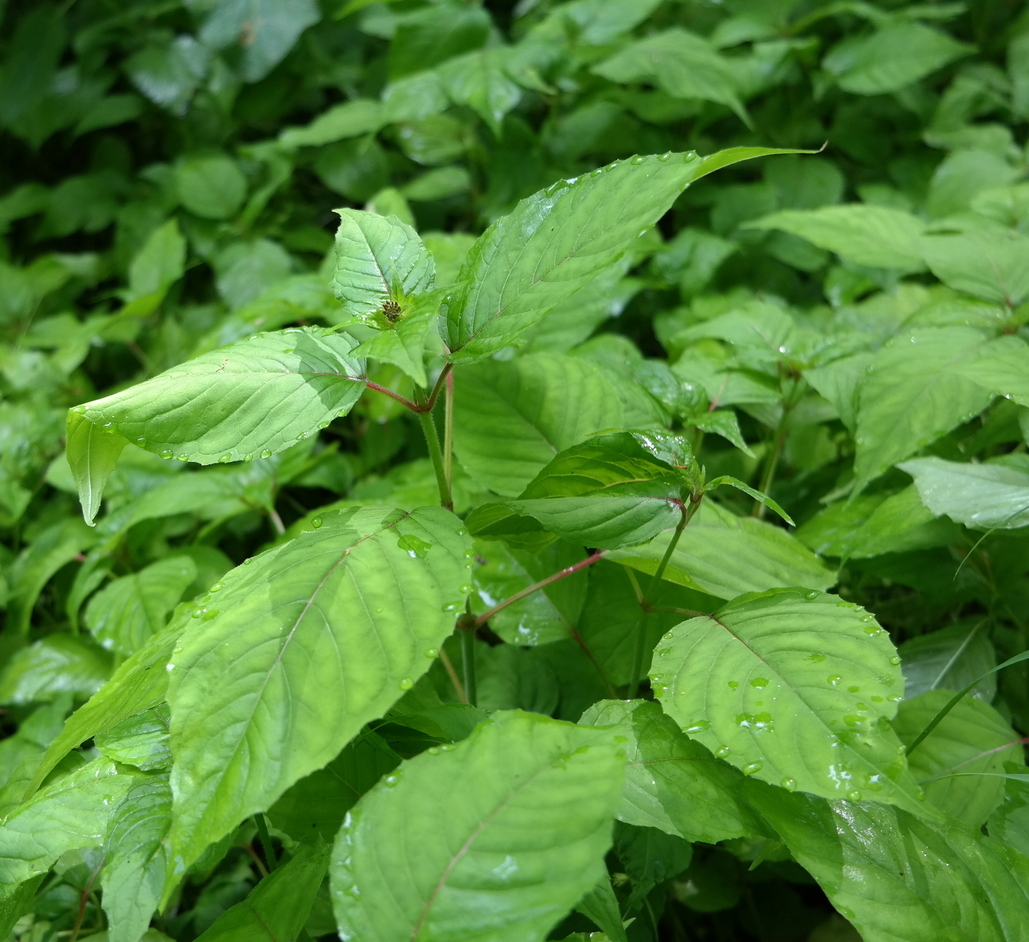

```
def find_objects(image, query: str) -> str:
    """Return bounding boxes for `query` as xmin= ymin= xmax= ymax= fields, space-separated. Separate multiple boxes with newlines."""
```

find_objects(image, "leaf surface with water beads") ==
xmin=167 ymin=505 xmax=472 ymax=874
xmin=651 ymin=588 xmax=927 ymax=813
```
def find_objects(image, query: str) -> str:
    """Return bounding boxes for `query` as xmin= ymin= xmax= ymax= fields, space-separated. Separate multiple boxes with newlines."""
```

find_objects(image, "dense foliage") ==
xmin=2 ymin=0 xmax=1029 ymax=940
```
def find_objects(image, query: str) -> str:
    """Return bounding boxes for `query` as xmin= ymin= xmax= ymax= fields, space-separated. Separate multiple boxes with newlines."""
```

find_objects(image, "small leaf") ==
xmin=651 ymin=588 xmax=925 ymax=811
xmin=0 ymin=636 xmax=111 ymax=706
xmin=66 ymin=412 xmax=127 ymax=526
xmin=174 ymin=154 xmax=247 ymax=220
xmin=278 ymin=99 xmax=384 ymax=149
xmin=330 ymin=711 xmax=625 ymax=942
xmin=704 ymin=475 xmax=794 ymax=526
xmin=900 ymin=456 xmax=1029 ymax=530
xmin=920 ymin=227 xmax=1029 ymax=305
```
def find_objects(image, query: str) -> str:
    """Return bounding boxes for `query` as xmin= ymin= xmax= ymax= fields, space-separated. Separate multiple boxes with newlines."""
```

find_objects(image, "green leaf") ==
xmin=575 ymin=878 xmax=628 ymax=942
xmin=920 ymin=227 xmax=1029 ymax=305
xmin=822 ymin=22 xmax=972 ymax=95
xmin=853 ymin=327 xmax=999 ymax=491
xmin=278 ymin=99 xmax=384 ymax=149
xmin=443 ymin=150 xmax=787 ymax=360
xmin=592 ymin=30 xmax=749 ymax=125
xmin=476 ymin=431 xmax=694 ymax=550
xmin=69 ymin=327 xmax=365 ymax=486
xmin=195 ymin=837 xmax=330 ymax=942
xmin=614 ymin=822 xmax=692 ymax=907
xmin=85 ymin=556 xmax=196 ymax=656
xmin=580 ymin=700 xmax=763 ymax=844
xmin=704 ymin=475 xmax=794 ymax=526
xmin=167 ymin=505 xmax=472 ymax=871
xmin=125 ymin=35 xmax=210 ymax=114
xmin=330 ymin=711 xmax=625 ymax=942
xmin=651 ymin=589 xmax=925 ymax=811
xmin=174 ymin=154 xmax=248 ymax=220
xmin=899 ymin=456 xmax=1029 ymax=529
xmin=351 ymin=293 xmax=440 ymax=387
xmin=438 ymin=49 xmax=522 ymax=135
xmin=94 ymin=703 xmax=172 ymax=772
xmin=331 ymin=210 xmax=435 ymax=323
xmin=0 ymin=759 xmax=140 ymax=896
xmin=747 ymin=785 xmax=1029 ymax=942
xmin=899 ymin=622 xmax=996 ymax=703
xmin=893 ymin=691 xmax=1023 ymax=827
xmin=608 ymin=502 xmax=834 ymax=600
xmin=67 ymin=411 xmax=129 ymax=526
xmin=954 ymin=335 xmax=1029 ymax=407
xmin=198 ymin=0 xmax=320 ymax=83
xmin=100 ymin=773 xmax=172 ymax=942
xmin=452 ymin=353 xmax=655 ymax=496
xmin=746 ymin=205 xmax=926 ymax=271
xmin=125 ymin=218 xmax=187 ymax=310
xmin=0 ymin=636 xmax=111 ymax=706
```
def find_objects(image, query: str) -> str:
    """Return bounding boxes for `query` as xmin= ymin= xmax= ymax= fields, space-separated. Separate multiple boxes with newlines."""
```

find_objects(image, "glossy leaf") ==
xmin=331 ymin=210 xmax=435 ymax=323
xmin=921 ymin=227 xmax=1029 ymax=305
xmin=898 ymin=623 xmax=996 ymax=703
xmin=581 ymin=700 xmax=762 ymax=844
xmin=0 ymin=636 xmax=111 ymax=706
xmin=900 ymin=456 xmax=1029 ymax=529
xmin=651 ymin=589 xmax=925 ymax=811
xmin=65 ymin=412 xmax=129 ymax=526
xmin=609 ymin=501 xmax=834 ymax=600
xmin=614 ymin=822 xmax=692 ymax=907
xmin=893 ymin=691 xmax=1024 ymax=827
xmin=195 ymin=837 xmax=329 ymax=942
xmin=330 ymin=711 xmax=625 ymax=942
xmin=748 ymin=785 xmax=1029 ymax=942
xmin=94 ymin=703 xmax=172 ymax=772
xmin=167 ymin=505 xmax=472 ymax=870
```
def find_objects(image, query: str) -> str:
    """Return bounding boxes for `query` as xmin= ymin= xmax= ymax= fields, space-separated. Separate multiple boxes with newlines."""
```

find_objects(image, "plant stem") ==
xmin=363 ymin=379 xmax=420 ymax=412
xmin=444 ymin=367 xmax=454 ymax=495
xmin=474 ymin=550 xmax=607 ymax=629
xmin=254 ymin=812 xmax=277 ymax=871
xmin=628 ymin=504 xmax=694 ymax=699
xmin=754 ymin=424 xmax=785 ymax=518
xmin=461 ymin=628 xmax=477 ymax=706
xmin=439 ymin=648 xmax=467 ymax=703
xmin=418 ymin=409 xmax=453 ymax=510
xmin=424 ymin=362 xmax=453 ymax=412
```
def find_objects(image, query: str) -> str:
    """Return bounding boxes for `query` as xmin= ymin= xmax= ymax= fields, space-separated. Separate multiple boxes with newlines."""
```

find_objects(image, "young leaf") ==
xmin=704 ymin=475 xmax=794 ymax=526
xmin=899 ymin=456 xmax=1029 ymax=529
xmin=331 ymin=209 xmax=435 ymax=323
xmin=330 ymin=711 xmax=625 ymax=942
xmin=443 ymin=149 xmax=795 ymax=360
xmin=651 ymin=588 xmax=926 ymax=813
xmin=194 ymin=836 xmax=330 ymax=942
xmin=747 ymin=785 xmax=1029 ymax=942
xmin=167 ymin=505 xmax=472 ymax=872
xmin=581 ymin=700 xmax=763 ymax=844
xmin=68 ymin=327 xmax=365 ymax=516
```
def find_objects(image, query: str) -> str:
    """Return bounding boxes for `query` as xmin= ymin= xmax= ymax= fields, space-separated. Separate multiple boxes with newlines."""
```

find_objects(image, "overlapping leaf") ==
xmin=900 ymin=456 xmax=1029 ymax=529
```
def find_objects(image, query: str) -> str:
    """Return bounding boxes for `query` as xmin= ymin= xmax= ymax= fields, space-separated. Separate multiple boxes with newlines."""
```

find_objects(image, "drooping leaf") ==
xmin=167 ymin=505 xmax=472 ymax=871
xmin=68 ymin=328 xmax=365 ymax=509
xmin=747 ymin=785 xmax=1029 ymax=942
xmin=900 ymin=456 xmax=1029 ymax=529
xmin=581 ymin=700 xmax=763 ymax=844
xmin=331 ymin=210 xmax=435 ymax=323
xmin=66 ymin=412 xmax=129 ymax=526
xmin=746 ymin=205 xmax=926 ymax=271
xmin=330 ymin=711 xmax=625 ymax=942
xmin=101 ymin=774 xmax=172 ymax=942
xmin=608 ymin=501 xmax=834 ymax=600
xmin=651 ymin=589 xmax=925 ymax=811
xmin=893 ymin=691 xmax=1024 ymax=827
xmin=194 ymin=837 xmax=330 ymax=942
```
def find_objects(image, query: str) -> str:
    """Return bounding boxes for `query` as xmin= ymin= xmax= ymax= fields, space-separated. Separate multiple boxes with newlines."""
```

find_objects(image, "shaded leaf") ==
xmin=900 ymin=457 xmax=1029 ymax=529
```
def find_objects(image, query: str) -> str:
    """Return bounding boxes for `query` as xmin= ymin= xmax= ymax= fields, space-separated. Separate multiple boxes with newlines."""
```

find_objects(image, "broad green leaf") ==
xmin=0 ymin=636 xmax=111 ymax=706
xmin=444 ymin=150 xmax=791 ymax=360
xmin=954 ymin=335 xmax=1029 ymax=407
xmin=452 ymin=353 xmax=654 ymax=496
xmin=85 ymin=556 xmax=196 ymax=656
xmin=66 ymin=411 xmax=129 ymax=526
xmin=101 ymin=774 xmax=172 ymax=942
xmin=470 ymin=539 xmax=588 ymax=646
xmin=278 ymin=99 xmax=384 ymax=149
xmin=174 ymin=154 xmax=247 ymax=220
xmin=195 ymin=837 xmax=329 ymax=942
xmin=69 ymin=328 xmax=365 ymax=486
xmin=746 ymin=205 xmax=926 ymax=271
xmin=920 ymin=227 xmax=1029 ymax=305
xmin=438 ymin=48 xmax=521 ymax=135
xmin=125 ymin=35 xmax=210 ymax=114
xmin=989 ymin=775 xmax=1029 ymax=859
xmin=94 ymin=703 xmax=172 ymax=772
xmin=331 ymin=210 xmax=435 ymax=323
xmin=474 ymin=431 xmax=694 ymax=550
xmin=747 ymin=785 xmax=1029 ymax=942
xmin=575 ymin=878 xmax=628 ymax=942
xmin=167 ymin=505 xmax=472 ymax=871
xmin=124 ymin=218 xmax=187 ymax=311
xmin=330 ymin=711 xmax=625 ymax=942
xmin=804 ymin=352 xmax=873 ymax=433
xmin=893 ymin=691 xmax=1023 ymax=827
xmin=0 ymin=877 xmax=42 ymax=940
xmin=853 ymin=327 xmax=998 ymax=491
xmin=475 ymin=643 xmax=561 ymax=715
xmin=198 ymin=0 xmax=320 ymax=82
xmin=614 ymin=822 xmax=692 ymax=907
xmin=797 ymin=487 xmax=956 ymax=559
xmin=900 ymin=456 xmax=1029 ymax=529
xmin=0 ymin=758 xmax=140 ymax=896
xmin=822 ymin=22 xmax=972 ymax=95
xmin=581 ymin=700 xmax=763 ymax=844
xmin=898 ymin=623 xmax=996 ymax=703
xmin=592 ymin=30 xmax=748 ymax=124
xmin=608 ymin=501 xmax=834 ymax=600
xmin=651 ymin=589 xmax=925 ymax=811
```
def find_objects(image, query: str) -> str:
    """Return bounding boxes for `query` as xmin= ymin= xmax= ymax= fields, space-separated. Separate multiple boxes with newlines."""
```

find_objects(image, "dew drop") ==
xmin=871 ymin=695 xmax=884 ymax=703
xmin=780 ymin=778 xmax=797 ymax=792
xmin=742 ymin=761 xmax=763 ymax=776
xmin=656 ymin=151 xmax=672 ymax=161
xmin=243 ymin=556 xmax=253 ymax=564
xmin=684 ymin=720 xmax=710 ymax=733
xmin=218 ymin=454 xmax=232 ymax=463
xmin=398 ymin=677 xmax=414 ymax=690
xmin=160 ymin=450 xmax=173 ymax=459
xmin=750 ymin=677 xmax=769 ymax=688
xmin=727 ymin=680 xmax=739 ymax=689
xmin=397 ymin=534 xmax=432 ymax=558
xmin=804 ymin=590 xmax=820 ymax=600
xmin=715 ymin=746 xmax=731 ymax=758
xmin=202 ymin=609 xmax=219 ymax=621
xmin=192 ymin=607 xmax=205 ymax=618
xmin=311 ymin=517 xmax=323 ymax=529
xmin=210 ymin=583 xmax=224 ymax=593
xmin=261 ymin=450 xmax=273 ymax=458
xmin=847 ymin=790 xmax=862 ymax=801
xmin=889 ymin=655 xmax=901 ymax=665
xmin=827 ymin=675 xmax=842 ymax=686
xmin=807 ymin=653 xmax=827 ymax=663
xmin=848 ymin=685 xmax=860 ymax=693
xmin=630 ymin=155 xmax=647 ymax=164
xmin=383 ymin=775 xmax=399 ymax=787
xmin=424 ymin=647 xmax=439 ymax=658
xmin=176 ymin=454 xmax=188 ymax=461
xmin=428 ymin=747 xmax=440 ymax=756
